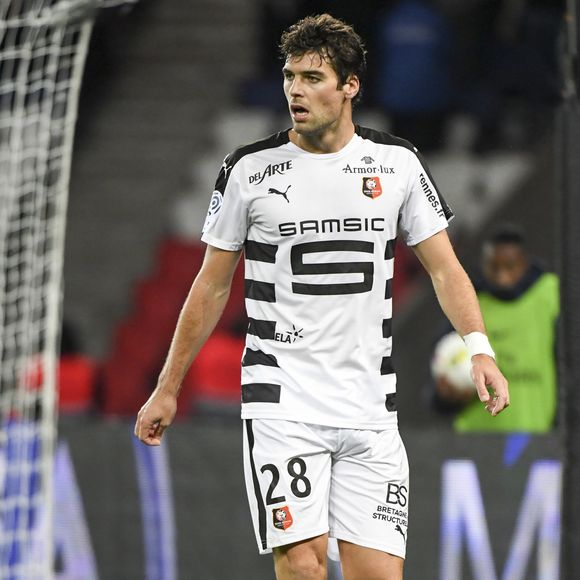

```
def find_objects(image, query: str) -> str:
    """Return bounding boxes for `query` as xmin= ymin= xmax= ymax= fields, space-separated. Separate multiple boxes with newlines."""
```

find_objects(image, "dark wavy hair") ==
xmin=279 ymin=14 xmax=367 ymax=105
xmin=487 ymin=223 xmax=526 ymax=247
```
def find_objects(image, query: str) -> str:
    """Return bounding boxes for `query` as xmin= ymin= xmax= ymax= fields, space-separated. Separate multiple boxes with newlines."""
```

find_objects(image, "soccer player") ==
xmin=135 ymin=14 xmax=509 ymax=580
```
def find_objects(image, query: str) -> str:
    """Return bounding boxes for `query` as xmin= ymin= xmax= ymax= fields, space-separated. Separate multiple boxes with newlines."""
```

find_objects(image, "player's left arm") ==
xmin=412 ymin=229 xmax=510 ymax=416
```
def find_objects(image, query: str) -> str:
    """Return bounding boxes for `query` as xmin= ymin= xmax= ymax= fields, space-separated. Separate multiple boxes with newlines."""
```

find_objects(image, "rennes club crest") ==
xmin=362 ymin=176 xmax=382 ymax=199
xmin=272 ymin=506 xmax=294 ymax=531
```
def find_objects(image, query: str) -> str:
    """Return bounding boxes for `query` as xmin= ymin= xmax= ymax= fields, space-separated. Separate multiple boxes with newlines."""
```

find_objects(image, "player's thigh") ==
xmin=338 ymin=540 xmax=403 ymax=580
xmin=329 ymin=429 xmax=409 ymax=560
xmin=273 ymin=533 xmax=328 ymax=580
xmin=243 ymin=419 xmax=333 ymax=554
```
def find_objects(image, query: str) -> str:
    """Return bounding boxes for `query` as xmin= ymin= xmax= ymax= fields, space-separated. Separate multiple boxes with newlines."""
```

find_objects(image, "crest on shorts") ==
xmin=272 ymin=506 xmax=294 ymax=531
xmin=362 ymin=176 xmax=382 ymax=199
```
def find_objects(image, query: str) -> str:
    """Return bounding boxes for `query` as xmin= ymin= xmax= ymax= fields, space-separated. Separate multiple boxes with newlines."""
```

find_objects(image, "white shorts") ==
xmin=242 ymin=419 xmax=409 ymax=559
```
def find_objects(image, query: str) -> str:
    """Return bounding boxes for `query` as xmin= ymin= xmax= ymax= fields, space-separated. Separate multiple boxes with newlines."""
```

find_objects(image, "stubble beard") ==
xmin=291 ymin=115 xmax=333 ymax=137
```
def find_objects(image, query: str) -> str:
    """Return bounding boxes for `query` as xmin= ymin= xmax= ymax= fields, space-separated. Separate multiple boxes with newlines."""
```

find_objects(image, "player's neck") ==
xmin=289 ymin=119 xmax=356 ymax=154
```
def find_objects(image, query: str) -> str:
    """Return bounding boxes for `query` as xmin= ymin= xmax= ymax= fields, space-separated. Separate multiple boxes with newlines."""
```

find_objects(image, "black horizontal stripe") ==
xmin=382 ymin=319 xmax=392 ymax=339
xmin=380 ymin=356 xmax=395 ymax=375
xmin=292 ymin=280 xmax=372 ymax=295
xmin=385 ymin=279 xmax=393 ymax=300
xmin=242 ymin=349 xmax=279 ymax=367
xmin=247 ymin=318 xmax=276 ymax=340
xmin=245 ymin=240 xmax=278 ymax=263
xmin=385 ymin=393 xmax=397 ymax=412
xmin=293 ymin=240 xmax=374 ymax=256
xmin=245 ymin=279 xmax=276 ymax=302
xmin=242 ymin=383 xmax=281 ymax=403
xmin=384 ymin=238 xmax=396 ymax=260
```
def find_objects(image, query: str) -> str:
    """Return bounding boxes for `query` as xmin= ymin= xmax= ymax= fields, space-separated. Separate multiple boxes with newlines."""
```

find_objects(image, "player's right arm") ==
xmin=134 ymin=245 xmax=242 ymax=445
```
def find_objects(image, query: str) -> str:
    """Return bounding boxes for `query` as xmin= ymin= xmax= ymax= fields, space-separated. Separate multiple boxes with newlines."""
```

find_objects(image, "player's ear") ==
xmin=343 ymin=74 xmax=360 ymax=101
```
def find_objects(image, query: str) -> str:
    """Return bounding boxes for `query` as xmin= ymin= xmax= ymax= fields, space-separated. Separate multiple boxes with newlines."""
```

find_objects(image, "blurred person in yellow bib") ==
xmin=434 ymin=224 xmax=559 ymax=432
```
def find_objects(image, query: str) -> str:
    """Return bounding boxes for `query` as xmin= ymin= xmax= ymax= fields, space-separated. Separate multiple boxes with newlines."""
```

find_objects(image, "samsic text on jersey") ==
xmin=201 ymin=126 xmax=454 ymax=429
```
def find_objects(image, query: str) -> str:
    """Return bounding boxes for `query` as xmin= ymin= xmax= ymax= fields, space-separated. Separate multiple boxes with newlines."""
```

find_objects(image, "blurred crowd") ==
xmin=242 ymin=0 xmax=564 ymax=152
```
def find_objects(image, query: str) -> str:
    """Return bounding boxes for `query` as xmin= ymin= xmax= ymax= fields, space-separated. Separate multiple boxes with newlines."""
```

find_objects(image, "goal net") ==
xmin=0 ymin=0 xmax=132 ymax=576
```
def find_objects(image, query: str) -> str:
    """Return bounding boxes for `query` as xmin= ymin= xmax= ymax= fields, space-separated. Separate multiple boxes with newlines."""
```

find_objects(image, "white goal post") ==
xmin=0 ymin=1 xmax=134 ymax=576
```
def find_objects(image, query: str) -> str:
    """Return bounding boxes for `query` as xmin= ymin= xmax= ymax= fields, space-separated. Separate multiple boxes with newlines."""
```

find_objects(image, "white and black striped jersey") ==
xmin=201 ymin=126 xmax=453 ymax=429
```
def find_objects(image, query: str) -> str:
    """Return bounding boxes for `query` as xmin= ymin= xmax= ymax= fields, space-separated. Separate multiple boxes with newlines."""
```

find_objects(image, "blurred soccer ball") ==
xmin=431 ymin=332 xmax=475 ymax=391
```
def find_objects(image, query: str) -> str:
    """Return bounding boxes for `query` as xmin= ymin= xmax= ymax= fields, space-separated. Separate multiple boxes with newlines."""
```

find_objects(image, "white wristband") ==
xmin=463 ymin=332 xmax=495 ymax=360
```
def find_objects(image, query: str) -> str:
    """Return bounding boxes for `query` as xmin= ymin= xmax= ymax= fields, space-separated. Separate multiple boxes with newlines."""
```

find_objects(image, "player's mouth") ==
xmin=290 ymin=103 xmax=309 ymax=122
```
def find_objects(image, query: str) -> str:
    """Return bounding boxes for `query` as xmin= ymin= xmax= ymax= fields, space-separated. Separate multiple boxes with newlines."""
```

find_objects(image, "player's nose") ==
xmin=288 ymin=78 xmax=304 ymax=97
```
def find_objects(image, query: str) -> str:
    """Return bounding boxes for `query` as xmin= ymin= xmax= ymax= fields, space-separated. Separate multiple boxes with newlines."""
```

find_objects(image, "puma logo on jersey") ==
xmin=268 ymin=185 xmax=291 ymax=203
xmin=395 ymin=524 xmax=406 ymax=541
xmin=221 ymin=159 xmax=232 ymax=180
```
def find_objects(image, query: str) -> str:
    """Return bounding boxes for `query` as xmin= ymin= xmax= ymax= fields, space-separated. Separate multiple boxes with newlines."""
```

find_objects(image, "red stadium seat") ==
xmin=133 ymin=278 xmax=188 ymax=330
xmin=19 ymin=354 xmax=98 ymax=413
xmin=184 ymin=332 xmax=245 ymax=408
xmin=101 ymin=356 xmax=152 ymax=415
xmin=112 ymin=319 xmax=169 ymax=369
xmin=58 ymin=355 xmax=98 ymax=413
xmin=101 ymin=236 xmax=248 ymax=415
xmin=156 ymin=238 xmax=206 ymax=285
xmin=215 ymin=262 xmax=246 ymax=333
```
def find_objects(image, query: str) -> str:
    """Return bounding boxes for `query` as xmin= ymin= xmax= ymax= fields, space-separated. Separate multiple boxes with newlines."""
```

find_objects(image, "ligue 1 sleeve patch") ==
xmin=273 ymin=506 xmax=294 ymax=530
xmin=202 ymin=190 xmax=223 ymax=233
xmin=362 ymin=176 xmax=382 ymax=199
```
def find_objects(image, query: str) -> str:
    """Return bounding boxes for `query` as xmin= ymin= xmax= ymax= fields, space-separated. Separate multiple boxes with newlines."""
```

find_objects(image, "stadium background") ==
xmin=50 ymin=0 xmax=565 ymax=578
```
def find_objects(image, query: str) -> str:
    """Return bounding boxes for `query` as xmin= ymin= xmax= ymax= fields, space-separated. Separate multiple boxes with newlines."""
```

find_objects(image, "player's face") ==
xmin=282 ymin=52 xmax=358 ymax=137
xmin=483 ymin=243 xmax=529 ymax=289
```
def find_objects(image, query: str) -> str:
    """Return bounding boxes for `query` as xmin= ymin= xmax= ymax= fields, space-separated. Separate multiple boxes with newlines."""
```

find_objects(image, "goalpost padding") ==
xmin=559 ymin=1 xmax=580 ymax=576
xmin=556 ymin=101 xmax=580 ymax=579
xmin=0 ymin=0 xmax=133 ymax=576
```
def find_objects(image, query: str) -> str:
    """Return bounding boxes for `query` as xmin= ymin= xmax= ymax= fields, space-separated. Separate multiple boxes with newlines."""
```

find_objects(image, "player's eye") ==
xmin=283 ymin=72 xmax=294 ymax=81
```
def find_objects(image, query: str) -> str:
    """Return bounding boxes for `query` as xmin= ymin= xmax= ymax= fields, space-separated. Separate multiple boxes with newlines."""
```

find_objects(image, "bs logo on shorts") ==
xmin=362 ymin=177 xmax=382 ymax=199
xmin=273 ymin=506 xmax=294 ymax=530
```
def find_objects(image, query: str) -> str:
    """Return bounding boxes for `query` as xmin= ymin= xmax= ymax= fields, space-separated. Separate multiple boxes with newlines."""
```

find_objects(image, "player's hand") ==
xmin=470 ymin=354 xmax=510 ymax=416
xmin=134 ymin=388 xmax=178 ymax=446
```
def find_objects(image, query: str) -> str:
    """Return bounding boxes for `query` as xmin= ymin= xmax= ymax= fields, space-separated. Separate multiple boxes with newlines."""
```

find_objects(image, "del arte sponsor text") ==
xmin=249 ymin=160 xmax=293 ymax=185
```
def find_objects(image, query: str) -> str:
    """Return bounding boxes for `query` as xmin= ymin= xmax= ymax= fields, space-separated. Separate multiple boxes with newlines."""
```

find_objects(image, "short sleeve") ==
xmin=399 ymin=151 xmax=454 ymax=246
xmin=200 ymin=155 xmax=248 ymax=251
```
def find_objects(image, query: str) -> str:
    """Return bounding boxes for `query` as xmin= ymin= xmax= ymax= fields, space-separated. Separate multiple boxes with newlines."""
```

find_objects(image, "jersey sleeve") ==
xmin=200 ymin=155 xmax=248 ymax=251
xmin=399 ymin=151 xmax=454 ymax=246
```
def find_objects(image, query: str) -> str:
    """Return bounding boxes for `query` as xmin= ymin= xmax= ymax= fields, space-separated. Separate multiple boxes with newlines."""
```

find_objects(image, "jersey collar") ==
xmin=285 ymin=131 xmax=361 ymax=159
